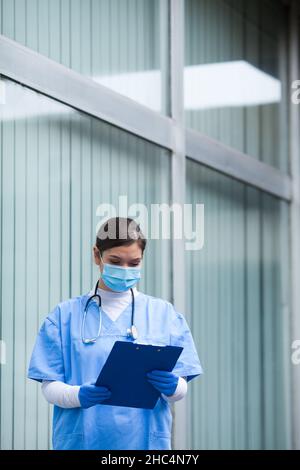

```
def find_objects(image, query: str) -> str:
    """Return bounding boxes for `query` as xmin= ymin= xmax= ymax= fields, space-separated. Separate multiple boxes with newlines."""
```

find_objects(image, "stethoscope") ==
xmin=81 ymin=280 xmax=138 ymax=344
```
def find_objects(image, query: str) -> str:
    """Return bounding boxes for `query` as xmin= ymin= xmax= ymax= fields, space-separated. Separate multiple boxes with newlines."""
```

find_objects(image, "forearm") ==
xmin=41 ymin=380 xmax=81 ymax=408
xmin=42 ymin=376 xmax=188 ymax=408
xmin=161 ymin=376 xmax=188 ymax=403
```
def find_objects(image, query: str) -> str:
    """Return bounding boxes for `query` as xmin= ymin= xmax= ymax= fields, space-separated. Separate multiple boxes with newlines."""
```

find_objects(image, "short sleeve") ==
xmin=27 ymin=306 xmax=65 ymax=383
xmin=169 ymin=306 xmax=203 ymax=383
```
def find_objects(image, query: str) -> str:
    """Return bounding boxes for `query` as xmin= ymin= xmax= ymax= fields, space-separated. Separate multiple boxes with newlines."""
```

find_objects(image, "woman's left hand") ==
xmin=146 ymin=370 xmax=179 ymax=396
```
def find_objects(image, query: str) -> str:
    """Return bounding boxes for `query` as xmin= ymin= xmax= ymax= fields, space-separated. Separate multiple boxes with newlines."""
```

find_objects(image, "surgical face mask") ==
xmin=99 ymin=254 xmax=141 ymax=292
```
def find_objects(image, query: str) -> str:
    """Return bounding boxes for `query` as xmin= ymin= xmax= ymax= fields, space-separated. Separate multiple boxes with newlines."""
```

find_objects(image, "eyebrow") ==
xmin=108 ymin=255 xmax=141 ymax=262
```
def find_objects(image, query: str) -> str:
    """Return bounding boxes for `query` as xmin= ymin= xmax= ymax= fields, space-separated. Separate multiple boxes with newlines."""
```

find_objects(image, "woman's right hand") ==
xmin=78 ymin=382 xmax=111 ymax=409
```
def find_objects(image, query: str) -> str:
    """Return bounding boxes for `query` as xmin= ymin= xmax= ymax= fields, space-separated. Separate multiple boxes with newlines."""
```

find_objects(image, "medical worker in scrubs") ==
xmin=28 ymin=217 xmax=203 ymax=450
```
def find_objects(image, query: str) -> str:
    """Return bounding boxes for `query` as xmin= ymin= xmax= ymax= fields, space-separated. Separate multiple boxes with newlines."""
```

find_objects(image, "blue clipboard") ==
xmin=95 ymin=341 xmax=183 ymax=409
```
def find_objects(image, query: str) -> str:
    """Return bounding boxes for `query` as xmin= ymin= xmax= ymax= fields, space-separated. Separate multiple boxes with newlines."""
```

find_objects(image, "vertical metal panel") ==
xmin=0 ymin=0 xmax=15 ymax=451
xmin=289 ymin=0 xmax=300 ymax=451
xmin=233 ymin=182 xmax=245 ymax=448
xmin=218 ymin=173 xmax=233 ymax=449
xmin=37 ymin=108 xmax=52 ymax=450
xmin=13 ymin=0 xmax=27 ymax=450
xmin=0 ymin=112 xmax=15 ymax=449
xmin=261 ymin=193 xmax=276 ymax=449
xmin=169 ymin=0 xmax=187 ymax=451
xmin=260 ymin=193 xmax=291 ymax=449
xmin=245 ymin=187 xmax=262 ymax=449
xmin=279 ymin=200 xmax=292 ymax=449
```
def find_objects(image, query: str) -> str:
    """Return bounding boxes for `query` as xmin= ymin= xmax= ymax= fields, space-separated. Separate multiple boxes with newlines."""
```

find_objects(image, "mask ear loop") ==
xmin=99 ymin=251 xmax=106 ymax=279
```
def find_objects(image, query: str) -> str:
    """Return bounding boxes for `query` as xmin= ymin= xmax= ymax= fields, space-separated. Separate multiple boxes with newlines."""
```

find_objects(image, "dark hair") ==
xmin=95 ymin=217 xmax=146 ymax=257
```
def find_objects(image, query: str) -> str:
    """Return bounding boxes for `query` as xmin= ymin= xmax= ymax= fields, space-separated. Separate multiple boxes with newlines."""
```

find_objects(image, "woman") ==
xmin=28 ymin=217 xmax=203 ymax=450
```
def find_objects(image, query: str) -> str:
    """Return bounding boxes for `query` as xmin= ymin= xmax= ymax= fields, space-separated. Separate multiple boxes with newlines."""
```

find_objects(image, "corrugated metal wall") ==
xmin=186 ymin=159 xmax=291 ymax=449
xmin=0 ymin=78 xmax=171 ymax=449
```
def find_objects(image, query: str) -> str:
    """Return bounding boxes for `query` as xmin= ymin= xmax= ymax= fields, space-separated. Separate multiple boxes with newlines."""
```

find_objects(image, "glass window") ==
xmin=184 ymin=0 xmax=289 ymax=171
xmin=0 ymin=0 xmax=170 ymax=114
xmin=186 ymin=157 xmax=291 ymax=449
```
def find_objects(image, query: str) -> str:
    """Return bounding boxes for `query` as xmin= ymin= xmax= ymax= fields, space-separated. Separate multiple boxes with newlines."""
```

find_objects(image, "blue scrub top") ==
xmin=27 ymin=291 xmax=203 ymax=450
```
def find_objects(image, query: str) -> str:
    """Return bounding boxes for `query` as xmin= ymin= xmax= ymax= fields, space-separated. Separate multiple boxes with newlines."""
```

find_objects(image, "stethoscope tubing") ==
xmin=81 ymin=280 xmax=136 ymax=344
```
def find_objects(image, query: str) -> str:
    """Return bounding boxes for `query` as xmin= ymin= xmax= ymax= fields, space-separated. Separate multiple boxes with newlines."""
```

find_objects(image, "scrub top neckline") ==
xmin=82 ymin=289 xmax=145 ymax=336
xmin=101 ymin=290 xmax=144 ymax=329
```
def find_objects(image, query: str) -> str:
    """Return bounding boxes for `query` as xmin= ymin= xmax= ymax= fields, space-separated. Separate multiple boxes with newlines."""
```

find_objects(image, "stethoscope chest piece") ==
xmin=82 ymin=337 xmax=97 ymax=345
xmin=127 ymin=325 xmax=138 ymax=341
